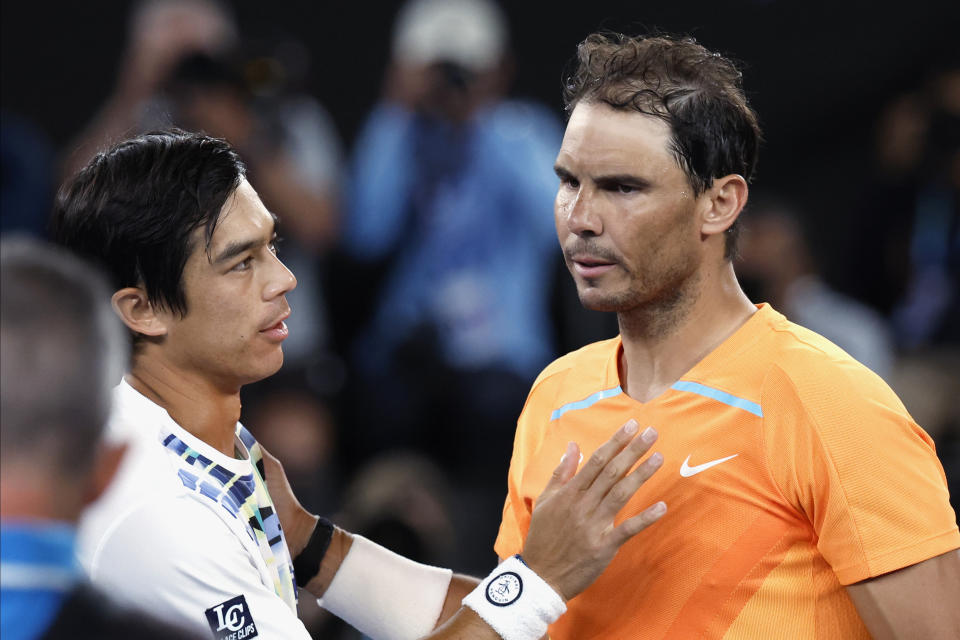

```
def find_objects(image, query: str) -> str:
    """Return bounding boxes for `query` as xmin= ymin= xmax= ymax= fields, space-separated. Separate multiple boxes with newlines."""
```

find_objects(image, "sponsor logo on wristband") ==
xmin=486 ymin=571 xmax=523 ymax=606
xmin=205 ymin=594 xmax=258 ymax=639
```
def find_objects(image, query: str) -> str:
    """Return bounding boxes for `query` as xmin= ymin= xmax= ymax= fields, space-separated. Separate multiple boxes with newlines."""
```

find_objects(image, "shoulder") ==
xmin=519 ymin=338 xmax=621 ymax=424
xmin=531 ymin=337 xmax=620 ymax=394
xmin=753 ymin=311 xmax=934 ymax=472
xmin=85 ymin=494 xmax=270 ymax=622
xmin=87 ymin=494 xmax=243 ymax=578
xmin=78 ymin=407 xmax=187 ymax=570
xmin=759 ymin=313 xmax=908 ymax=423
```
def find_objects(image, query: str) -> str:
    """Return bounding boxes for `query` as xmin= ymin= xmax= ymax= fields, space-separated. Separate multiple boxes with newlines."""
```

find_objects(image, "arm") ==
xmin=264 ymin=419 xmax=665 ymax=639
xmin=846 ymin=549 xmax=960 ymax=640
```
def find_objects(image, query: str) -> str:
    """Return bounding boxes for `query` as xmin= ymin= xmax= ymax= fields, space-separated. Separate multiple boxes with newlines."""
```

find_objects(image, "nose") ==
xmin=560 ymin=187 xmax=602 ymax=236
xmin=263 ymin=252 xmax=297 ymax=300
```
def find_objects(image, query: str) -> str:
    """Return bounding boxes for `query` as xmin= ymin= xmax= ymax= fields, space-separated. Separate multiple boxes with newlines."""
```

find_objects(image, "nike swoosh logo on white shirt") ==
xmin=679 ymin=453 xmax=739 ymax=477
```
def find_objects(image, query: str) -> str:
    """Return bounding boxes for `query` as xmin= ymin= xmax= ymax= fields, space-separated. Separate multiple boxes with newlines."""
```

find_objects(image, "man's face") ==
xmin=159 ymin=180 xmax=296 ymax=389
xmin=554 ymin=102 xmax=705 ymax=313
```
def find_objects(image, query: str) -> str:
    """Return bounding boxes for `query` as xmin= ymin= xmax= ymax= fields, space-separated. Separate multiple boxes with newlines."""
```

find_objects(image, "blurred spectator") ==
xmin=61 ymin=0 xmax=237 ymax=179
xmin=337 ymin=452 xmax=456 ymax=567
xmin=738 ymin=193 xmax=896 ymax=379
xmin=841 ymin=63 xmax=959 ymax=349
xmin=338 ymin=0 xmax=562 ymax=546
xmin=0 ymin=237 xmax=202 ymax=639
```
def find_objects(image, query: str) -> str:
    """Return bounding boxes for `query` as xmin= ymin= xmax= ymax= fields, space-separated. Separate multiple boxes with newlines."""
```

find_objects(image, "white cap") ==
xmin=392 ymin=0 xmax=508 ymax=72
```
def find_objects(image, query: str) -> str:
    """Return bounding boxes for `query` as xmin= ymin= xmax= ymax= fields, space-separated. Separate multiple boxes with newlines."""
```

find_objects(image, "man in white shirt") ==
xmin=54 ymin=129 xmax=667 ymax=640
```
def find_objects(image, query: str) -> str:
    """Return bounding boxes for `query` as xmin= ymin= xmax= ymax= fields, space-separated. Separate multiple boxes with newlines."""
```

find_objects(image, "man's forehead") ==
xmin=192 ymin=182 xmax=276 ymax=259
xmin=564 ymin=102 xmax=671 ymax=146
xmin=558 ymin=102 xmax=674 ymax=168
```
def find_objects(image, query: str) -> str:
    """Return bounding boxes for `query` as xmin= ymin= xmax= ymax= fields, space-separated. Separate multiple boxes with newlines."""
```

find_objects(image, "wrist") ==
xmin=462 ymin=554 xmax=566 ymax=640
xmin=518 ymin=551 xmax=569 ymax=603
xmin=302 ymin=526 xmax=352 ymax=597
xmin=288 ymin=511 xmax=320 ymax=558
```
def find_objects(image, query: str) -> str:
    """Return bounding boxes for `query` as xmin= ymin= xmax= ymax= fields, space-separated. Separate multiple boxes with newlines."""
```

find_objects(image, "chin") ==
xmin=244 ymin=349 xmax=285 ymax=385
xmin=264 ymin=349 xmax=285 ymax=377
xmin=577 ymin=285 xmax=633 ymax=313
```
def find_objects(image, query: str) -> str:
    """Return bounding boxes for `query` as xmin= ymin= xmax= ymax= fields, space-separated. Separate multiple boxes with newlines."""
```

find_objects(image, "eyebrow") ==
xmin=211 ymin=215 xmax=279 ymax=265
xmin=595 ymin=174 xmax=652 ymax=189
xmin=554 ymin=164 xmax=651 ymax=189
xmin=212 ymin=238 xmax=263 ymax=264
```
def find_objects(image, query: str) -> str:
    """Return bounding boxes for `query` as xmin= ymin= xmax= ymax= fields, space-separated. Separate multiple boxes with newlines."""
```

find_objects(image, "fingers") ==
xmin=613 ymin=501 xmax=667 ymax=545
xmin=568 ymin=419 xmax=641 ymax=492
xmin=581 ymin=425 xmax=658 ymax=506
xmin=595 ymin=450 xmax=663 ymax=519
xmin=539 ymin=441 xmax=582 ymax=501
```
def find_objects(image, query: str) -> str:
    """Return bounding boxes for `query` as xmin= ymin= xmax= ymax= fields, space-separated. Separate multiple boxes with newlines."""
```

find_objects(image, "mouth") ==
xmin=570 ymin=254 xmax=617 ymax=278
xmin=259 ymin=310 xmax=291 ymax=341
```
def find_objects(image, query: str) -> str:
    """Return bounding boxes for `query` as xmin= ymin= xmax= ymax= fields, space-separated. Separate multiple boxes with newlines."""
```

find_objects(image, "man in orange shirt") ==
xmin=495 ymin=33 xmax=960 ymax=639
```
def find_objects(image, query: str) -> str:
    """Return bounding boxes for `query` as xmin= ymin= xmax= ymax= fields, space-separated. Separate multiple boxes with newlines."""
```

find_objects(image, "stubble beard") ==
xmin=578 ymin=256 xmax=701 ymax=342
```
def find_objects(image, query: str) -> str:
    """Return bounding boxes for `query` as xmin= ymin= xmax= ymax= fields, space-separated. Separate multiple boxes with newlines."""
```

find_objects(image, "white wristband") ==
xmin=318 ymin=534 xmax=453 ymax=640
xmin=462 ymin=555 xmax=567 ymax=640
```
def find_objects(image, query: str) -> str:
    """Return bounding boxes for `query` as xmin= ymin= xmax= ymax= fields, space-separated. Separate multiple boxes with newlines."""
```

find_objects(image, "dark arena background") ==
xmin=2 ymin=0 xmax=958 ymax=635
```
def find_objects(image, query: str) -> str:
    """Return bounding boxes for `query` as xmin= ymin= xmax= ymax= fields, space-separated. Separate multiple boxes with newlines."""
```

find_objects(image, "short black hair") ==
xmin=1 ymin=237 xmax=127 ymax=472
xmin=563 ymin=32 xmax=762 ymax=259
xmin=52 ymin=129 xmax=246 ymax=316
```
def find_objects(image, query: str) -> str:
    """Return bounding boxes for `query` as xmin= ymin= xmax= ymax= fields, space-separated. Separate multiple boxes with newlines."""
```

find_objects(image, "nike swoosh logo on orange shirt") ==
xmin=679 ymin=453 xmax=739 ymax=477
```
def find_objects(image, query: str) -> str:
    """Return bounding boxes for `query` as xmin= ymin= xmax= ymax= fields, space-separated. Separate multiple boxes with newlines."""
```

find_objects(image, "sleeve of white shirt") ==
xmin=87 ymin=494 xmax=311 ymax=639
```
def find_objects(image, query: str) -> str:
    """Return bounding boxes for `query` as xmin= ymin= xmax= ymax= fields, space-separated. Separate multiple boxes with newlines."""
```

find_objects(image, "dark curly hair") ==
xmin=52 ymin=129 xmax=246 ymax=317
xmin=563 ymin=33 xmax=762 ymax=259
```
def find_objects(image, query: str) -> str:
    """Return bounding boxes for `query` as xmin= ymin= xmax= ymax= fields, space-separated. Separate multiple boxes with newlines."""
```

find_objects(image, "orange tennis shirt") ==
xmin=495 ymin=304 xmax=959 ymax=639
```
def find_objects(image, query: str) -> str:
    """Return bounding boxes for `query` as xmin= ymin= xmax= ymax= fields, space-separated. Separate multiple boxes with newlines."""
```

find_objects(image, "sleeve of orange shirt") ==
xmin=495 ymin=370 xmax=563 ymax=560
xmin=761 ymin=361 xmax=960 ymax=586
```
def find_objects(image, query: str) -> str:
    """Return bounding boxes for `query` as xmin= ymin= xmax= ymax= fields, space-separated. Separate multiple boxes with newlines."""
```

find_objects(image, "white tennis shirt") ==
xmin=78 ymin=380 xmax=311 ymax=639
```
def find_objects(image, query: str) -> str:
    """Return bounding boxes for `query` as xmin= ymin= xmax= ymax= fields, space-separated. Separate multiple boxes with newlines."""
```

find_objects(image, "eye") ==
xmin=616 ymin=183 xmax=635 ymax=194
xmin=230 ymin=256 xmax=253 ymax=272
xmin=560 ymin=175 xmax=580 ymax=189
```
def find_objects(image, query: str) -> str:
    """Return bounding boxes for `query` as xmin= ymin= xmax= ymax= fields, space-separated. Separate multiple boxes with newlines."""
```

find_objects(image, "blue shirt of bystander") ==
xmin=345 ymin=99 xmax=563 ymax=379
xmin=0 ymin=523 xmax=80 ymax=640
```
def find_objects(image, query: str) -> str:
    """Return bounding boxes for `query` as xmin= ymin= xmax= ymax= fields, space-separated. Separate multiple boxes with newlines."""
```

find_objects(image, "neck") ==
xmin=127 ymin=350 xmax=241 ymax=457
xmin=617 ymin=260 xmax=755 ymax=402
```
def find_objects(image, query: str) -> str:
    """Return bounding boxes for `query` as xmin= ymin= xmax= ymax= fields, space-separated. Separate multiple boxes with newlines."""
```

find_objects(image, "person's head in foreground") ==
xmin=0 ymin=237 xmax=127 ymax=523
xmin=53 ymin=130 xmax=297 ymax=392
xmin=555 ymin=32 xmax=761 ymax=324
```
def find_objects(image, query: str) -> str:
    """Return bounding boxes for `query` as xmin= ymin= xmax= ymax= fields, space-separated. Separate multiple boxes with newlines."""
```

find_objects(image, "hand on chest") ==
xmin=527 ymin=388 xmax=789 ymax=529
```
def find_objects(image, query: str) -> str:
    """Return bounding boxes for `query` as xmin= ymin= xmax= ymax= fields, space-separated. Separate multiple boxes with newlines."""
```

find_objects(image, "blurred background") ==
xmin=2 ymin=0 xmax=957 ymax=635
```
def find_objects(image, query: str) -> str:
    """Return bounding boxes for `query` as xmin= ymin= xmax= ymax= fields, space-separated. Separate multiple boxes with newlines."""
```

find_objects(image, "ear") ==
xmin=83 ymin=442 xmax=128 ymax=507
xmin=111 ymin=287 xmax=168 ymax=337
xmin=700 ymin=174 xmax=749 ymax=237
